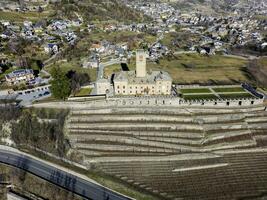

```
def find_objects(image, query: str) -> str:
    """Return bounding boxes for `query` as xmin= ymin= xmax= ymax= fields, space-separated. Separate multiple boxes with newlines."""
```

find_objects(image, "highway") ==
xmin=0 ymin=148 xmax=133 ymax=200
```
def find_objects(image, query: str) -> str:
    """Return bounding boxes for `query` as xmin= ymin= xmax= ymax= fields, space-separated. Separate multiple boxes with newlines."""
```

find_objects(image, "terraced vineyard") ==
xmin=66 ymin=104 xmax=267 ymax=199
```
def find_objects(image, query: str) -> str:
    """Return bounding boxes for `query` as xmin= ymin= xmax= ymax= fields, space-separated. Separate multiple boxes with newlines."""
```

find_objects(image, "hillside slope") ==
xmin=66 ymin=102 xmax=267 ymax=200
xmin=168 ymin=0 xmax=266 ymax=13
xmin=50 ymin=0 xmax=150 ymax=23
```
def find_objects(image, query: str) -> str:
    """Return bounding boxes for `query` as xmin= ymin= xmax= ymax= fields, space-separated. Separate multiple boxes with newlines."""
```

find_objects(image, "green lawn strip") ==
xmin=74 ymin=88 xmax=92 ymax=97
xmin=182 ymin=94 xmax=218 ymax=100
xmin=213 ymin=87 xmax=245 ymax=93
xmin=218 ymin=93 xmax=255 ymax=99
xmin=180 ymin=88 xmax=212 ymax=94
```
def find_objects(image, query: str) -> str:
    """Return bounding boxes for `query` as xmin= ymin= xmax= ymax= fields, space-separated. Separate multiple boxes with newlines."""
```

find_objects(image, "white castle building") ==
xmin=113 ymin=50 xmax=172 ymax=96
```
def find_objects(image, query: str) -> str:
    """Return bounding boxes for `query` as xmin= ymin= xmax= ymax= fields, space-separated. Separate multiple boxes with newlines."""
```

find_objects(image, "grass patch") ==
xmin=182 ymin=94 xmax=218 ymax=100
xmin=180 ymin=88 xmax=211 ymax=94
xmin=219 ymin=93 xmax=255 ymax=99
xmin=107 ymin=54 xmax=249 ymax=84
xmin=74 ymin=88 xmax=92 ymax=97
xmin=213 ymin=87 xmax=245 ymax=93
xmin=0 ymin=11 xmax=51 ymax=23
xmin=152 ymin=54 xmax=248 ymax=84
xmin=104 ymin=64 xmax=123 ymax=77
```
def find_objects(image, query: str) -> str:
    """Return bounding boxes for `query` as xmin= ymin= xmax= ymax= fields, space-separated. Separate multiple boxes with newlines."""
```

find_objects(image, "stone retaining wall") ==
xmin=108 ymin=96 xmax=264 ymax=107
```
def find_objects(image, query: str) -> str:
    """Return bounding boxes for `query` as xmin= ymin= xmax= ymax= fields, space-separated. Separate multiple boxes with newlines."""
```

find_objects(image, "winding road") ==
xmin=0 ymin=146 xmax=133 ymax=200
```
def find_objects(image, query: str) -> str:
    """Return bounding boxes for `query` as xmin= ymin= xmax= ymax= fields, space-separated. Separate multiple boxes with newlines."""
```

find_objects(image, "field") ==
xmin=0 ymin=11 xmax=52 ymax=23
xmin=213 ymin=87 xmax=246 ymax=93
xmin=179 ymin=85 xmax=256 ymax=101
xmin=74 ymin=88 xmax=92 ymax=97
xmin=104 ymin=54 xmax=249 ymax=84
xmin=247 ymin=57 xmax=267 ymax=88
xmin=219 ymin=93 xmax=255 ymax=99
xmin=180 ymin=88 xmax=212 ymax=94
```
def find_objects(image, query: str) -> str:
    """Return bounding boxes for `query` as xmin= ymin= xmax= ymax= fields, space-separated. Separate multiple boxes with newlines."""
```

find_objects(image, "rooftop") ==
xmin=114 ymin=70 xmax=172 ymax=84
xmin=5 ymin=69 xmax=33 ymax=79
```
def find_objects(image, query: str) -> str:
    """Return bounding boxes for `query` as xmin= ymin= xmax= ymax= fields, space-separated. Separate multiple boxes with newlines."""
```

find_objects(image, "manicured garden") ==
xmin=180 ymin=88 xmax=211 ymax=94
xmin=213 ymin=87 xmax=246 ymax=93
xmin=218 ymin=93 xmax=255 ymax=99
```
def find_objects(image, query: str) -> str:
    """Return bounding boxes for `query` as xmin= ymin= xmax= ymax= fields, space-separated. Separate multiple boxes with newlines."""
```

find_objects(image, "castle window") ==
xmin=130 ymin=91 xmax=132 ymax=93
xmin=123 ymin=91 xmax=126 ymax=93
xmin=123 ymin=86 xmax=125 ymax=89
xmin=117 ymin=86 xmax=119 ymax=89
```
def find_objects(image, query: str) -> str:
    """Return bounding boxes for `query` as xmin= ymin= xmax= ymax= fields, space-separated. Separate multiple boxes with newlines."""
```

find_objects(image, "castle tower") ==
xmin=136 ymin=49 xmax=146 ymax=78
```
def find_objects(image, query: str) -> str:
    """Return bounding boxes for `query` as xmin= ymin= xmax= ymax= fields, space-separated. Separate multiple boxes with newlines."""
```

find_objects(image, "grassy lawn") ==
xmin=182 ymin=94 xmax=218 ymax=100
xmin=218 ymin=93 xmax=255 ymax=99
xmin=180 ymin=88 xmax=211 ymax=94
xmin=74 ymin=88 xmax=92 ymax=96
xmin=105 ymin=54 xmax=249 ymax=84
xmin=0 ymin=11 xmax=51 ymax=23
xmin=213 ymin=87 xmax=245 ymax=93
xmin=150 ymin=54 xmax=248 ymax=84
xmin=104 ymin=64 xmax=124 ymax=77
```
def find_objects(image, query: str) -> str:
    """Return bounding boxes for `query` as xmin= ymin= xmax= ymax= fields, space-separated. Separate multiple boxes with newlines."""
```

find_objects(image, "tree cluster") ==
xmin=11 ymin=108 xmax=69 ymax=157
xmin=50 ymin=67 xmax=71 ymax=100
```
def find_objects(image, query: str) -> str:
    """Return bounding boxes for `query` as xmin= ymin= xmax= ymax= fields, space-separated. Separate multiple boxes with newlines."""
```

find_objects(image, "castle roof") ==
xmin=114 ymin=70 xmax=172 ymax=84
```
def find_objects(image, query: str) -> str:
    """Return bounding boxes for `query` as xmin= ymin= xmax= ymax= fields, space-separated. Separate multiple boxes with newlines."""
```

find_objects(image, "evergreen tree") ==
xmin=50 ymin=67 xmax=71 ymax=100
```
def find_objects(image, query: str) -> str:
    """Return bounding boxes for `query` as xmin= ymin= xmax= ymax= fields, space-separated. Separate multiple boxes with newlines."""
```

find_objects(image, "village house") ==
xmin=5 ymin=69 xmax=35 ymax=85
xmin=44 ymin=43 xmax=59 ymax=54
xmin=83 ymin=56 xmax=99 ymax=69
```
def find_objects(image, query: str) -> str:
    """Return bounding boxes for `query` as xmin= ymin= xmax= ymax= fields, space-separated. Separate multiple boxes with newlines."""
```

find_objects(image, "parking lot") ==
xmin=16 ymin=85 xmax=51 ymax=106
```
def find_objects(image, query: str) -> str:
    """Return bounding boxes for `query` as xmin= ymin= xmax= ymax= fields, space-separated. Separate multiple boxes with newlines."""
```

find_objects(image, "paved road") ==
xmin=0 ymin=148 xmax=132 ymax=200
